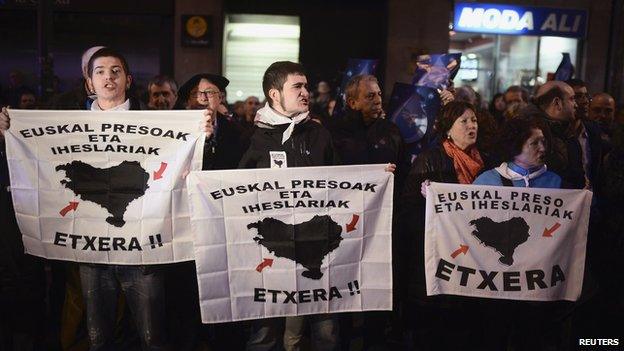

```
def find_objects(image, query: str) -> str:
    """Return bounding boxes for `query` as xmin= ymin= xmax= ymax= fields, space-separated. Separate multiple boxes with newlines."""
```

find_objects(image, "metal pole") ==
xmin=37 ymin=0 xmax=53 ymax=101
xmin=492 ymin=34 xmax=500 ymax=94
xmin=535 ymin=36 xmax=541 ymax=87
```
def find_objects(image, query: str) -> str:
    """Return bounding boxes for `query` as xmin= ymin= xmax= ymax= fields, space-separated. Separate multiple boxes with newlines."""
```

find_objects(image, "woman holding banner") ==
xmin=399 ymin=101 xmax=492 ymax=350
xmin=473 ymin=117 xmax=561 ymax=188
xmin=472 ymin=116 xmax=567 ymax=351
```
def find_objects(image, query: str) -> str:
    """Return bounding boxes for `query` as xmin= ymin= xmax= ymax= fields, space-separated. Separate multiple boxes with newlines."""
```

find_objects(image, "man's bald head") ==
xmin=534 ymin=81 xmax=576 ymax=121
xmin=535 ymin=81 xmax=572 ymax=98
xmin=589 ymin=92 xmax=616 ymax=130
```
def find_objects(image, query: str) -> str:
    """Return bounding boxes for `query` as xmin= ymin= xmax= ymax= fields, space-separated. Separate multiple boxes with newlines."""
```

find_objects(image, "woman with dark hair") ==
xmin=488 ymin=92 xmax=506 ymax=125
xmin=471 ymin=117 xmax=565 ymax=351
xmin=474 ymin=117 xmax=561 ymax=188
xmin=399 ymin=101 xmax=490 ymax=350
xmin=412 ymin=100 xmax=485 ymax=191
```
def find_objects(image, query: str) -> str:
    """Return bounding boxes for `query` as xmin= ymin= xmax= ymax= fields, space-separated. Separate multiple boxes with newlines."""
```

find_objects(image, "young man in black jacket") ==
xmin=241 ymin=61 xmax=340 ymax=351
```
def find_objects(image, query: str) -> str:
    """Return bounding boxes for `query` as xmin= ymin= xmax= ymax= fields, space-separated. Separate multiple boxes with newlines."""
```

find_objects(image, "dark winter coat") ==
xmin=238 ymin=119 xmax=338 ymax=169
xmin=329 ymin=108 xmax=409 ymax=187
xmin=0 ymin=141 xmax=45 ymax=303
xmin=202 ymin=113 xmax=245 ymax=170
xmin=518 ymin=104 xmax=601 ymax=189
xmin=399 ymin=142 xmax=492 ymax=302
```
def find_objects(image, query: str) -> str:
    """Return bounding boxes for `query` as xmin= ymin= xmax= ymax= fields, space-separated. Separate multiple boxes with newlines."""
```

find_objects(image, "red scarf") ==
xmin=442 ymin=139 xmax=484 ymax=184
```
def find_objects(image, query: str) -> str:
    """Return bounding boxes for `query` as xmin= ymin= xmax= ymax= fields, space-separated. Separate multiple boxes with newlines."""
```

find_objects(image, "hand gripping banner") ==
xmin=5 ymin=109 xmax=205 ymax=264
xmin=187 ymin=165 xmax=393 ymax=323
xmin=425 ymin=182 xmax=592 ymax=301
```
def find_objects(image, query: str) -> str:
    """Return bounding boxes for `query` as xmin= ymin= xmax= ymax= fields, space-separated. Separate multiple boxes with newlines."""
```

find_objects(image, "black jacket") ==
xmin=329 ymin=108 xmax=409 ymax=182
xmin=0 ymin=141 xmax=45 ymax=302
xmin=399 ymin=143 xmax=492 ymax=302
xmin=519 ymin=104 xmax=594 ymax=189
xmin=238 ymin=119 xmax=338 ymax=169
xmin=202 ymin=113 xmax=245 ymax=170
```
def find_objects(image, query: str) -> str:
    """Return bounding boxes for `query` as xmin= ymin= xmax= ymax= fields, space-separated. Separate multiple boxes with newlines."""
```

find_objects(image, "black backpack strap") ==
xmin=499 ymin=174 xmax=514 ymax=187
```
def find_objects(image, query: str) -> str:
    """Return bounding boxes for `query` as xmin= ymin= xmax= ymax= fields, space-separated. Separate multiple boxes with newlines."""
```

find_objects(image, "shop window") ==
xmin=222 ymin=14 xmax=300 ymax=103
xmin=450 ymin=32 xmax=579 ymax=104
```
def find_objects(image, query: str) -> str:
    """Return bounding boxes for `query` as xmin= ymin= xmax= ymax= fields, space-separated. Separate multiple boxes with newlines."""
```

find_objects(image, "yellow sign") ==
xmin=186 ymin=16 xmax=208 ymax=38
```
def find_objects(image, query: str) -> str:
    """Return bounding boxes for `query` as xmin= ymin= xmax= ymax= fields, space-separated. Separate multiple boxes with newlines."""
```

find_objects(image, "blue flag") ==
xmin=412 ymin=53 xmax=462 ymax=90
xmin=389 ymin=83 xmax=440 ymax=156
xmin=554 ymin=53 xmax=575 ymax=81
xmin=332 ymin=59 xmax=379 ymax=118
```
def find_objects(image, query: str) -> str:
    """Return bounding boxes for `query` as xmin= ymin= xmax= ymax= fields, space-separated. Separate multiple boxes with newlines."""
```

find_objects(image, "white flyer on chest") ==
xmin=425 ymin=182 xmax=592 ymax=301
xmin=187 ymin=164 xmax=393 ymax=323
xmin=5 ymin=109 xmax=205 ymax=264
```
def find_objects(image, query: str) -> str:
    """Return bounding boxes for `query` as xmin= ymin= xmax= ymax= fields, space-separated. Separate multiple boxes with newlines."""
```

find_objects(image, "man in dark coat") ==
xmin=169 ymin=73 xmax=246 ymax=350
xmin=329 ymin=74 xmax=408 ymax=186
xmin=241 ymin=61 xmax=340 ymax=351
xmin=518 ymin=81 xmax=587 ymax=189
xmin=0 ymin=139 xmax=46 ymax=350
xmin=327 ymin=74 xmax=407 ymax=348
xmin=175 ymin=73 xmax=245 ymax=170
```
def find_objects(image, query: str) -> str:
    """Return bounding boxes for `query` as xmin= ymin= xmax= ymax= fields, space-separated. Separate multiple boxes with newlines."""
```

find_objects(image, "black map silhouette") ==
xmin=248 ymin=215 xmax=343 ymax=279
xmin=55 ymin=160 xmax=150 ymax=227
xmin=469 ymin=217 xmax=530 ymax=266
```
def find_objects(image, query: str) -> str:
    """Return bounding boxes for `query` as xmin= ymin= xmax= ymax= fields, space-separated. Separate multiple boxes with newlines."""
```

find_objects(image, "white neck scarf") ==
xmin=91 ymin=98 xmax=130 ymax=111
xmin=494 ymin=162 xmax=547 ymax=187
xmin=254 ymin=103 xmax=309 ymax=144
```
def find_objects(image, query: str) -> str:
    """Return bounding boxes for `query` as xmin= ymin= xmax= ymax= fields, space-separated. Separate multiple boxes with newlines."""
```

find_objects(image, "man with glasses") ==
xmin=176 ymin=73 xmax=245 ymax=168
xmin=564 ymin=79 xmax=603 ymax=190
xmin=169 ymin=73 xmax=246 ymax=350
xmin=566 ymin=79 xmax=592 ymax=121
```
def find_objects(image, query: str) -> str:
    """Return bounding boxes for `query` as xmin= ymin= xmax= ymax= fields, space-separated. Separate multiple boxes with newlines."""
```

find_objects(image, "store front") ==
xmin=450 ymin=2 xmax=588 ymax=102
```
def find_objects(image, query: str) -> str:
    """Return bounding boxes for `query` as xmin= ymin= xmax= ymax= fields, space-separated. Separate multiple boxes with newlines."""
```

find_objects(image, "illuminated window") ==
xmin=223 ymin=14 xmax=300 ymax=103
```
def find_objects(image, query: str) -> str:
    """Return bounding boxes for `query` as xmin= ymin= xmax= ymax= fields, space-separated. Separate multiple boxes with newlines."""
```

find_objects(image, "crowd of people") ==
xmin=0 ymin=46 xmax=623 ymax=351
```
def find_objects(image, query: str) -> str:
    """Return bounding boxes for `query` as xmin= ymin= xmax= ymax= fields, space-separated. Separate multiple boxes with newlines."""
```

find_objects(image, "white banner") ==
xmin=187 ymin=165 xmax=393 ymax=323
xmin=5 ymin=109 xmax=205 ymax=264
xmin=425 ymin=182 xmax=592 ymax=301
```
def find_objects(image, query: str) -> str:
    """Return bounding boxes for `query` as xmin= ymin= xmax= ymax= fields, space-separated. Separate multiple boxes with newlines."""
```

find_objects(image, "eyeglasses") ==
xmin=196 ymin=90 xmax=220 ymax=98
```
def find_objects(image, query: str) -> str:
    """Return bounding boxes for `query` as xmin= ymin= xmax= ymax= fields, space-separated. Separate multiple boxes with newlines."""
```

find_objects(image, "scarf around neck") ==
xmin=494 ymin=162 xmax=547 ymax=187
xmin=442 ymin=139 xmax=484 ymax=184
xmin=254 ymin=103 xmax=309 ymax=144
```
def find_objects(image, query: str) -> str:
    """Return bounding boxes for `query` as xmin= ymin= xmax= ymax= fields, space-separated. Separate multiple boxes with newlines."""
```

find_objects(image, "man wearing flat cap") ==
xmin=175 ymin=73 xmax=245 ymax=170
xmin=167 ymin=73 xmax=246 ymax=350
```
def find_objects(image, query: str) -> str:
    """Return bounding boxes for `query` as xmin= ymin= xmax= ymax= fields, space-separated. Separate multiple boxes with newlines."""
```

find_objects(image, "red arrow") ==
xmin=450 ymin=244 xmax=469 ymax=259
xmin=255 ymin=258 xmax=274 ymax=272
xmin=346 ymin=214 xmax=360 ymax=232
xmin=543 ymin=222 xmax=561 ymax=237
xmin=153 ymin=162 xmax=168 ymax=180
xmin=59 ymin=201 xmax=79 ymax=217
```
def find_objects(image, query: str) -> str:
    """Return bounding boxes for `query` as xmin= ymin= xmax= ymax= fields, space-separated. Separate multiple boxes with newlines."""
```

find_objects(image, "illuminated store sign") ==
xmin=454 ymin=3 xmax=587 ymax=38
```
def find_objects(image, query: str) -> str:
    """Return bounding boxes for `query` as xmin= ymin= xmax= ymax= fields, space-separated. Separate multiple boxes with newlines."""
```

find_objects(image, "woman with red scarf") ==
xmin=398 ymin=101 xmax=492 ymax=350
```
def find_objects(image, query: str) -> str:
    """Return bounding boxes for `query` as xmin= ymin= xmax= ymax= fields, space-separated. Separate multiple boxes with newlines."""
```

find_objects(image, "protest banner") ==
xmin=5 ymin=109 xmax=205 ymax=264
xmin=187 ymin=164 xmax=393 ymax=323
xmin=425 ymin=182 xmax=592 ymax=301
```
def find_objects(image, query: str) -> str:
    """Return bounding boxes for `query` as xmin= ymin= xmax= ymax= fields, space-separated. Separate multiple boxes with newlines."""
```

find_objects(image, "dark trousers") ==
xmin=79 ymin=264 xmax=168 ymax=351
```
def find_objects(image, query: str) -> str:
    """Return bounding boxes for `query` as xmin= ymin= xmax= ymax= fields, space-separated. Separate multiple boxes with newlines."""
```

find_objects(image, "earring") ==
xmin=447 ymin=134 xmax=451 ymax=140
